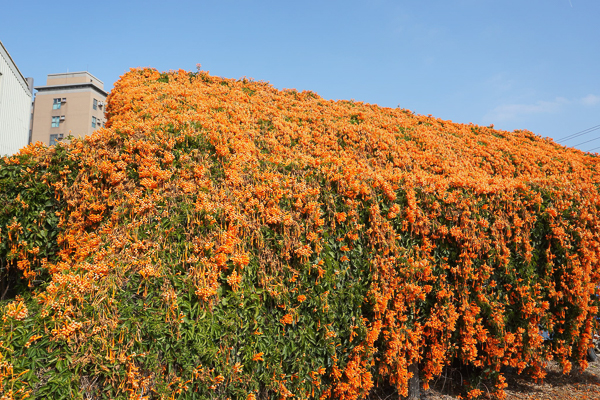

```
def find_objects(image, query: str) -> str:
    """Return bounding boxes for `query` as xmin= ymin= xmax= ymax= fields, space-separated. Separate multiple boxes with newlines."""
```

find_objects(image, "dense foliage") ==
xmin=1 ymin=67 xmax=600 ymax=400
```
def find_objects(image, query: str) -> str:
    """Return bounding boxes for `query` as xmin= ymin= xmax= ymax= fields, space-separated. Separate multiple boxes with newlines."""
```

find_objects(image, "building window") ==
xmin=49 ymin=134 xmax=63 ymax=145
xmin=92 ymin=116 xmax=97 ymax=128
xmin=51 ymin=116 xmax=60 ymax=127
xmin=53 ymin=98 xmax=61 ymax=109
xmin=93 ymin=99 xmax=97 ymax=110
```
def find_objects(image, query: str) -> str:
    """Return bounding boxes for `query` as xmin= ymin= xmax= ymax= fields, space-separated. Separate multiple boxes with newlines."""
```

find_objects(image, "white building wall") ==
xmin=0 ymin=42 xmax=32 ymax=156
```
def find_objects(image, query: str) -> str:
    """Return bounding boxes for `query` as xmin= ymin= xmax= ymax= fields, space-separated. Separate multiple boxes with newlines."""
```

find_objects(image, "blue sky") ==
xmin=2 ymin=0 xmax=599 ymax=151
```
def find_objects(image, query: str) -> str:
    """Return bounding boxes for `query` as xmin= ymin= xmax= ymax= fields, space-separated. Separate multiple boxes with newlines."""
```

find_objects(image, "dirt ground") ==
xmin=499 ymin=360 xmax=600 ymax=400
xmin=368 ymin=359 xmax=600 ymax=400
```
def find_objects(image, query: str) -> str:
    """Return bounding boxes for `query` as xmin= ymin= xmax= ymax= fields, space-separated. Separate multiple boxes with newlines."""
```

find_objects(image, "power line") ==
xmin=573 ymin=136 xmax=600 ymax=148
xmin=559 ymin=124 xmax=600 ymax=141
xmin=557 ymin=124 xmax=600 ymax=142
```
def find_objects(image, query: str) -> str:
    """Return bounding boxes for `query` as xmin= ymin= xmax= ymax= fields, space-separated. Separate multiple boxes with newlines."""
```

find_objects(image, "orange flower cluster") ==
xmin=2 ymin=66 xmax=600 ymax=399
xmin=0 ymin=344 xmax=31 ymax=400
xmin=2 ymin=297 xmax=28 ymax=322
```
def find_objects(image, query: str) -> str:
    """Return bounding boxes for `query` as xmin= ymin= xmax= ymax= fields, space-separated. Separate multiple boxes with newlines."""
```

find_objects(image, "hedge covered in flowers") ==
xmin=1 ymin=67 xmax=600 ymax=399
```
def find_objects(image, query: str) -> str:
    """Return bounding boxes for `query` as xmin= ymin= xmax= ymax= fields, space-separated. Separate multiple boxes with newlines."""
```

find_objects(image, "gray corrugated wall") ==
xmin=0 ymin=43 xmax=32 ymax=156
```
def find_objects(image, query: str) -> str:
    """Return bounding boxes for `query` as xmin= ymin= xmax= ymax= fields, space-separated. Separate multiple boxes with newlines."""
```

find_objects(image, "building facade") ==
xmin=31 ymin=72 xmax=108 ymax=146
xmin=0 ymin=40 xmax=33 ymax=156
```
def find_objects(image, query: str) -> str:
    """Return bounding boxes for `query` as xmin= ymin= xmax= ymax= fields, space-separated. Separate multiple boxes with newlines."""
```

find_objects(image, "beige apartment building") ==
xmin=31 ymin=72 xmax=108 ymax=145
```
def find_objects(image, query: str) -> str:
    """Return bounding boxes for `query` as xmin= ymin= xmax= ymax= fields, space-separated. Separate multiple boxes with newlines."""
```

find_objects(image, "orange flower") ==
xmin=335 ymin=212 xmax=347 ymax=223
xmin=233 ymin=362 xmax=243 ymax=374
